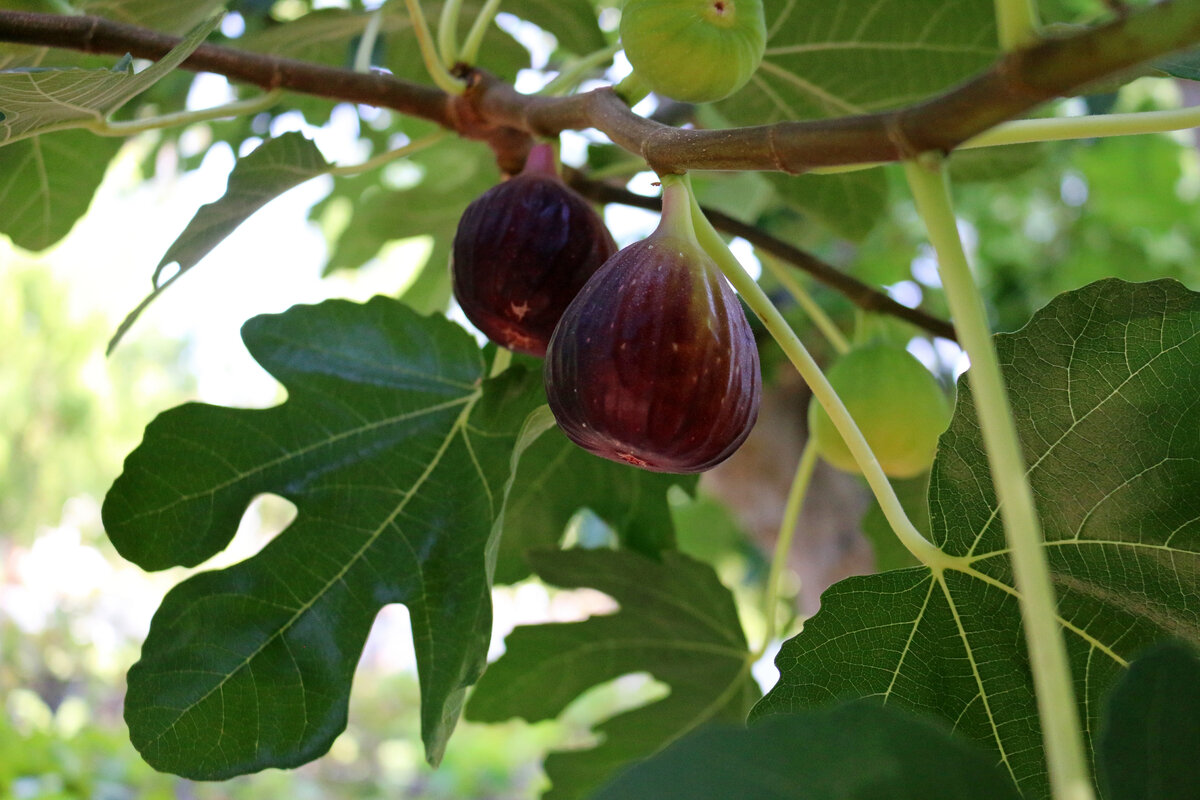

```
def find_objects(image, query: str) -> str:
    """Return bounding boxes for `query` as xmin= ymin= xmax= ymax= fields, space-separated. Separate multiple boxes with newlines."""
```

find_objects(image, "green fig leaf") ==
xmin=103 ymin=297 xmax=544 ymax=778
xmin=721 ymin=0 xmax=998 ymax=124
xmin=109 ymin=133 xmax=331 ymax=351
xmin=754 ymin=279 xmax=1200 ymax=800
xmin=466 ymin=549 xmax=758 ymax=800
xmin=0 ymin=129 xmax=123 ymax=251
xmin=594 ymin=701 xmax=1023 ymax=800
xmin=767 ymin=169 xmax=889 ymax=242
xmin=1097 ymin=641 xmax=1200 ymax=800
xmin=0 ymin=15 xmax=219 ymax=146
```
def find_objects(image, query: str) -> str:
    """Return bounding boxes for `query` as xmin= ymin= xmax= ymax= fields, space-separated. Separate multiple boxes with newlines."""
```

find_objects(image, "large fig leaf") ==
xmin=466 ymin=549 xmax=758 ymax=800
xmin=718 ymin=0 xmax=997 ymax=239
xmin=753 ymin=279 xmax=1200 ymax=799
xmin=594 ymin=701 xmax=1022 ymax=800
xmin=102 ymin=297 xmax=543 ymax=779
xmin=723 ymin=0 xmax=998 ymax=125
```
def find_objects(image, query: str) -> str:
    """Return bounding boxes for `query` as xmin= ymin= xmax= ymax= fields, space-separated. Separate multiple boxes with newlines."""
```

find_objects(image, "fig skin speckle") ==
xmin=544 ymin=231 xmax=761 ymax=474
xmin=452 ymin=145 xmax=617 ymax=357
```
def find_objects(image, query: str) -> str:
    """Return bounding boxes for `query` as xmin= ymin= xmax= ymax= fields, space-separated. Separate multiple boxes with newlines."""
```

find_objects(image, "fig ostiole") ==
xmin=619 ymin=0 xmax=767 ymax=103
xmin=544 ymin=174 xmax=761 ymax=473
xmin=808 ymin=343 xmax=952 ymax=479
xmin=451 ymin=142 xmax=618 ymax=357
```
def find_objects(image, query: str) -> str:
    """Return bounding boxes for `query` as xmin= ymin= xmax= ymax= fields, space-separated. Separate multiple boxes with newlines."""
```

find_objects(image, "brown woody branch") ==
xmin=3 ymin=3 xmax=1200 ymax=172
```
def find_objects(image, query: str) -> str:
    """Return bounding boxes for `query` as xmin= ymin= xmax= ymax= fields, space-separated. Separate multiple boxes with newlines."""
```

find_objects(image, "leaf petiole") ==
xmin=437 ymin=0 xmax=464 ymax=67
xmin=327 ymin=130 xmax=449 ymax=176
xmin=994 ymin=0 xmax=1041 ymax=50
xmin=459 ymin=0 xmax=503 ymax=66
xmin=903 ymin=156 xmax=1094 ymax=800
xmin=402 ymin=0 xmax=466 ymax=94
xmin=89 ymin=89 xmax=282 ymax=137
xmin=756 ymin=438 xmax=818 ymax=657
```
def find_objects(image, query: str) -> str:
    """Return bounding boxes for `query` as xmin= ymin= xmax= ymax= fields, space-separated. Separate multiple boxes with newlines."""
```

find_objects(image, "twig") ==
xmin=3 ymin=1 xmax=1200 ymax=173
xmin=568 ymin=174 xmax=958 ymax=342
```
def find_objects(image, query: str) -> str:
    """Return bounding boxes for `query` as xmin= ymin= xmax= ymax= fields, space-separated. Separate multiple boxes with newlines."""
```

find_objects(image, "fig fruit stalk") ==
xmin=545 ymin=174 xmax=761 ymax=473
xmin=451 ymin=143 xmax=617 ymax=357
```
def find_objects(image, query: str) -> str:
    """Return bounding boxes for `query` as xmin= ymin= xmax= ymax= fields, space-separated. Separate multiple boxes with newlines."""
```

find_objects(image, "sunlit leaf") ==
xmin=103 ymin=297 xmax=543 ymax=778
xmin=466 ymin=549 xmax=758 ymax=800
xmin=0 ymin=129 xmax=123 ymax=251
xmin=754 ymin=279 xmax=1200 ymax=799
xmin=0 ymin=16 xmax=219 ymax=146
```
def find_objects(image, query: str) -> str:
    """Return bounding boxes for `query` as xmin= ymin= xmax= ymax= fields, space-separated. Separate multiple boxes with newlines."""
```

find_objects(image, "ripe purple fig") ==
xmin=452 ymin=143 xmax=618 ymax=356
xmin=544 ymin=176 xmax=761 ymax=473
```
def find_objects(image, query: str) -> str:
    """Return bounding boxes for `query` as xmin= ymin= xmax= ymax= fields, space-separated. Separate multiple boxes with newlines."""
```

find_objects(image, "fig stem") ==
xmin=460 ymin=0 xmax=503 ymax=65
xmin=614 ymin=71 xmax=651 ymax=106
xmin=353 ymin=8 xmax=384 ymax=74
xmin=757 ymin=251 xmax=851 ymax=355
xmin=657 ymin=174 xmax=702 ymax=244
xmin=402 ymin=0 xmax=466 ymax=95
xmin=521 ymin=142 xmax=558 ymax=176
xmin=756 ymin=438 xmax=818 ymax=657
xmin=995 ymin=0 xmax=1042 ymax=50
xmin=681 ymin=175 xmax=948 ymax=570
xmin=904 ymin=156 xmax=1094 ymax=800
xmin=88 ymin=89 xmax=282 ymax=137
xmin=437 ymin=0 xmax=463 ymax=67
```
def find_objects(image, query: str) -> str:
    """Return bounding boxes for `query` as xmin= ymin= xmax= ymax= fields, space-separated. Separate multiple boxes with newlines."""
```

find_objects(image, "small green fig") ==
xmin=544 ymin=176 xmax=761 ymax=473
xmin=619 ymin=0 xmax=767 ymax=103
xmin=452 ymin=144 xmax=617 ymax=356
xmin=808 ymin=344 xmax=952 ymax=478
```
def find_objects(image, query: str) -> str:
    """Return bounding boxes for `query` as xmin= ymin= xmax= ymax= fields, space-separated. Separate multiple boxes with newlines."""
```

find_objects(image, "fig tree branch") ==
xmin=568 ymin=174 xmax=958 ymax=342
xmin=3 ymin=1 xmax=1200 ymax=173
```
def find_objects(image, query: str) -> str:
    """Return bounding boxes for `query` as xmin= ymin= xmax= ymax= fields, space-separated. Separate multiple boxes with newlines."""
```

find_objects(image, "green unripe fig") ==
xmin=619 ymin=0 xmax=767 ymax=103
xmin=808 ymin=344 xmax=951 ymax=479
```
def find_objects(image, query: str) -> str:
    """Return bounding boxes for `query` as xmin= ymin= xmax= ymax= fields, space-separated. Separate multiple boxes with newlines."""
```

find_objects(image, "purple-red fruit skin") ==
xmin=544 ymin=235 xmax=761 ymax=473
xmin=451 ymin=155 xmax=617 ymax=357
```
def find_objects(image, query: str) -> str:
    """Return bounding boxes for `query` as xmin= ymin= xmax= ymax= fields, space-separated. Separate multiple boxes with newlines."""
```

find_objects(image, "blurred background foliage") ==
xmin=3 ymin=0 xmax=1200 ymax=796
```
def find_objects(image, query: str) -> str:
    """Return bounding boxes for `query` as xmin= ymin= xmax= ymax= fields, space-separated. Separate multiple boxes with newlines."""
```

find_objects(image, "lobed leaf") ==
xmin=466 ymin=549 xmax=758 ymax=800
xmin=754 ymin=279 xmax=1200 ymax=799
xmin=103 ymin=297 xmax=544 ymax=778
